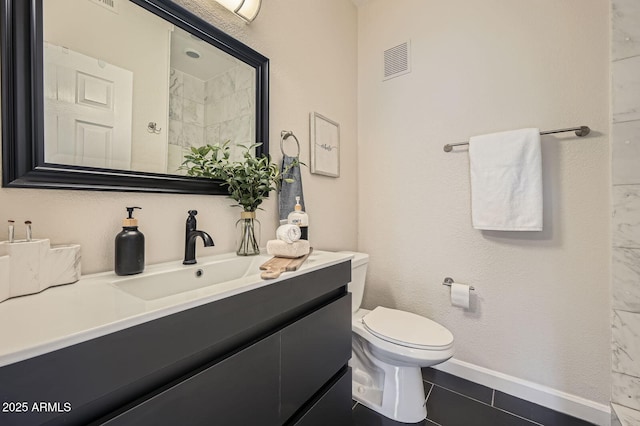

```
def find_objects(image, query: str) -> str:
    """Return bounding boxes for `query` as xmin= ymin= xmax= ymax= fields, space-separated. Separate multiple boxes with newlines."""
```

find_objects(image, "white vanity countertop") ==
xmin=0 ymin=250 xmax=353 ymax=368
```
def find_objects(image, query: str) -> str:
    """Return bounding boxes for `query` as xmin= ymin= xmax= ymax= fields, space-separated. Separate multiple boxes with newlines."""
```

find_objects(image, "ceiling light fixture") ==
xmin=214 ymin=0 xmax=262 ymax=23
xmin=185 ymin=48 xmax=201 ymax=59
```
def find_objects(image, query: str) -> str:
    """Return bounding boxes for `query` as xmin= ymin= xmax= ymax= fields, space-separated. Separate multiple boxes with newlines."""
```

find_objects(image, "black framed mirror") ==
xmin=1 ymin=0 xmax=269 ymax=194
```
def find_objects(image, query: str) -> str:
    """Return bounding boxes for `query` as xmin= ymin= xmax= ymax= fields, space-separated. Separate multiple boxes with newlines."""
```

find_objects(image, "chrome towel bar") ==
xmin=443 ymin=126 xmax=590 ymax=152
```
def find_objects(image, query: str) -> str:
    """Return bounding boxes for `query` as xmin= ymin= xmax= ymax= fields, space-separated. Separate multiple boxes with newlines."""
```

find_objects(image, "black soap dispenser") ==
xmin=115 ymin=207 xmax=145 ymax=276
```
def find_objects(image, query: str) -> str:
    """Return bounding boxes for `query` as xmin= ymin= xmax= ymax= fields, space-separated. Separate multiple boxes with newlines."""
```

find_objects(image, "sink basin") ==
xmin=111 ymin=255 xmax=269 ymax=301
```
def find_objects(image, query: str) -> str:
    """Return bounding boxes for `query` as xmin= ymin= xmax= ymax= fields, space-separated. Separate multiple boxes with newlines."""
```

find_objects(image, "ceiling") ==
xmin=170 ymin=26 xmax=239 ymax=81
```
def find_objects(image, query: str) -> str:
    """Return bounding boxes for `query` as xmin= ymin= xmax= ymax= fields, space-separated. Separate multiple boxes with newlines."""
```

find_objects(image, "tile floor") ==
xmin=352 ymin=368 xmax=597 ymax=426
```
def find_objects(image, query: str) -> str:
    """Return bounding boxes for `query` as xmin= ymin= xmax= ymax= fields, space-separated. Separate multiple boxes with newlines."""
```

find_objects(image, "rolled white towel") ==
xmin=276 ymin=224 xmax=301 ymax=243
xmin=266 ymin=239 xmax=310 ymax=258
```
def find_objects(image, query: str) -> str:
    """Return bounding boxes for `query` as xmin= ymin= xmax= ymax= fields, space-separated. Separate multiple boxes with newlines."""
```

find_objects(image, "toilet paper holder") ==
xmin=443 ymin=277 xmax=475 ymax=291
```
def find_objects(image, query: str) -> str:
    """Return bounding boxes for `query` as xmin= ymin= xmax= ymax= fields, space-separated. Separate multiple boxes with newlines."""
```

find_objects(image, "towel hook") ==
xmin=280 ymin=130 xmax=301 ymax=158
xmin=147 ymin=122 xmax=162 ymax=134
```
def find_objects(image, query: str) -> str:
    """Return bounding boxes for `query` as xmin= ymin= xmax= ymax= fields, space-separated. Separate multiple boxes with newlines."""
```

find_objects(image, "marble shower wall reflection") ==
xmin=612 ymin=0 xmax=640 ymax=424
xmin=166 ymin=66 xmax=255 ymax=174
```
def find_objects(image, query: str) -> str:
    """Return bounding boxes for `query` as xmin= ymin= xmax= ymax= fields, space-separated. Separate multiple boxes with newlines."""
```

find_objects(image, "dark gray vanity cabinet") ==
xmin=0 ymin=260 xmax=352 ymax=426
xmin=102 ymin=332 xmax=282 ymax=425
xmin=281 ymin=295 xmax=353 ymax=422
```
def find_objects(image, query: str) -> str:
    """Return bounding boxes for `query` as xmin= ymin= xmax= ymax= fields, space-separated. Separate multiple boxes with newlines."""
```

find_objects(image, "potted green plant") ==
xmin=181 ymin=141 xmax=290 ymax=256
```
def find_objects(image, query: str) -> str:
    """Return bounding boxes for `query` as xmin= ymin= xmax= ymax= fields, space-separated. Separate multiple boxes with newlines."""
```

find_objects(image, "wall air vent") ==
xmin=89 ymin=0 xmax=119 ymax=14
xmin=383 ymin=41 xmax=410 ymax=81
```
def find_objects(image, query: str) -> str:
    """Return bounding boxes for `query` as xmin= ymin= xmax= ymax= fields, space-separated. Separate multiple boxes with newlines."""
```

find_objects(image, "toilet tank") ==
xmin=341 ymin=251 xmax=369 ymax=313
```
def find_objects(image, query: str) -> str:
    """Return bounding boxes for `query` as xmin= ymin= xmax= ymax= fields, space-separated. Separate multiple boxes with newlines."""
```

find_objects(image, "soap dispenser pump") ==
xmin=115 ymin=207 xmax=145 ymax=276
xmin=287 ymin=196 xmax=309 ymax=240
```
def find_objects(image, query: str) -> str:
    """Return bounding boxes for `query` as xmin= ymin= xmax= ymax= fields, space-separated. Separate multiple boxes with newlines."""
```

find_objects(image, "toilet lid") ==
xmin=362 ymin=307 xmax=454 ymax=350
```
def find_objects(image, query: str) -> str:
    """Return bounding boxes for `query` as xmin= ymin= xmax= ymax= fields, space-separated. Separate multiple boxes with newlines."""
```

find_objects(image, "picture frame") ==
xmin=309 ymin=112 xmax=340 ymax=177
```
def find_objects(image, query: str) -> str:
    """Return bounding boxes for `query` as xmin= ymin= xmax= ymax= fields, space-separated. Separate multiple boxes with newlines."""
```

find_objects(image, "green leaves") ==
xmin=180 ymin=141 xmax=283 ymax=212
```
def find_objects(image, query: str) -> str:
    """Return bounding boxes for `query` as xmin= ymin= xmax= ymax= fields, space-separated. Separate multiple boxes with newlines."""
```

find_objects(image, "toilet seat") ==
xmin=362 ymin=307 xmax=454 ymax=351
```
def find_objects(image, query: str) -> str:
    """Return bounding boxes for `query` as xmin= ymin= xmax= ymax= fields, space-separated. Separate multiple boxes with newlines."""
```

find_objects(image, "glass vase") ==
xmin=236 ymin=211 xmax=261 ymax=256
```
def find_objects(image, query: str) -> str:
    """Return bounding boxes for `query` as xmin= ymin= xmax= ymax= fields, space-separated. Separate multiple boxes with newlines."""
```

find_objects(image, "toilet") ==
xmin=345 ymin=252 xmax=454 ymax=423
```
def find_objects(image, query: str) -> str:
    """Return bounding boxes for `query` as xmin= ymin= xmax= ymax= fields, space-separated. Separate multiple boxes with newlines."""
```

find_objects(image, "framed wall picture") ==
xmin=310 ymin=112 xmax=340 ymax=177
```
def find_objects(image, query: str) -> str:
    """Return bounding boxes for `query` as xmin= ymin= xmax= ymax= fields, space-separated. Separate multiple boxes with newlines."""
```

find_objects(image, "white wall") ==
xmin=0 ymin=0 xmax=359 ymax=274
xmin=357 ymin=0 xmax=611 ymax=405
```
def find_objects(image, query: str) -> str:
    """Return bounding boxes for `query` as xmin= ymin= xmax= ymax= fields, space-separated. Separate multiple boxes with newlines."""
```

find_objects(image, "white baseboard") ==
xmin=432 ymin=358 xmax=611 ymax=426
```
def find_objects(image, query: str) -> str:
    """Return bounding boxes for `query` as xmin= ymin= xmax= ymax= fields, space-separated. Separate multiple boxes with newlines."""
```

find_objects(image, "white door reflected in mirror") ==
xmin=44 ymin=43 xmax=134 ymax=170
xmin=42 ymin=0 xmax=257 ymax=175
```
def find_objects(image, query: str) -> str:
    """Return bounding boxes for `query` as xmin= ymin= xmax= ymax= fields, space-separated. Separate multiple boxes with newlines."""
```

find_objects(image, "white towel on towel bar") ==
xmin=469 ymin=128 xmax=542 ymax=231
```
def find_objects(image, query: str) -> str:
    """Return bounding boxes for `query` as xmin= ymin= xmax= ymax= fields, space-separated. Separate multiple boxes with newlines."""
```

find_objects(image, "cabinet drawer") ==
xmin=102 ymin=333 xmax=280 ymax=426
xmin=280 ymin=294 xmax=352 ymax=422
xmin=293 ymin=368 xmax=352 ymax=426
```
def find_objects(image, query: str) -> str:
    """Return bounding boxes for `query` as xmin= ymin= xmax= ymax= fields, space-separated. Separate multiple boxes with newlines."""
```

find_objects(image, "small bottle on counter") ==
xmin=25 ymin=220 xmax=33 ymax=242
xmin=287 ymin=196 xmax=309 ymax=240
xmin=7 ymin=220 xmax=15 ymax=243
xmin=115 ymin=207 xmax=145 ymax=276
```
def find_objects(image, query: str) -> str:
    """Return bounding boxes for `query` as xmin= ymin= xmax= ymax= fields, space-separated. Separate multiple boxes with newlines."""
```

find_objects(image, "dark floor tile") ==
xmin=424 ymin=382 xmax=434 ymax=400
xmin=422 ymin=368 xmax=493 ymax=404
xmin=493 ymin=391 xmax=596 ymax=426
xmin=352 ymin=403 xmax=428 ymax=426
xmin=426 ymin=385 xmax=538 ymax=426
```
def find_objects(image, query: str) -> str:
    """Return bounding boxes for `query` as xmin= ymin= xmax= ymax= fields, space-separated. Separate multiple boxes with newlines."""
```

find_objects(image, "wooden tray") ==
xmin=260 ymin=248 xmax=313 ymax=279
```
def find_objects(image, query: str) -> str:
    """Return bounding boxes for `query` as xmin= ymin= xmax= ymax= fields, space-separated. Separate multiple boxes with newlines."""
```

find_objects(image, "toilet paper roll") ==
xmin=451 ymin=283 xmax=470 ymax=309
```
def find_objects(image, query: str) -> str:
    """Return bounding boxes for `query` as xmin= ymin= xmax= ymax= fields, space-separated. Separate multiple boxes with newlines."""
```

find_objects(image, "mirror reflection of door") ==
xmin=43 ymin=0 xmax=172 ymax=174
xmin=42 ymin=0 xmax=258 ymax=176
xmin=44 ymin=43 xmax=133 ymax=169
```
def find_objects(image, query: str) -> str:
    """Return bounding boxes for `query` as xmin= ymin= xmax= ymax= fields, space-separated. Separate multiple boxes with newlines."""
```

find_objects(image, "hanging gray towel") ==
xmin=279 ymin=154 xmax=305 ymax=221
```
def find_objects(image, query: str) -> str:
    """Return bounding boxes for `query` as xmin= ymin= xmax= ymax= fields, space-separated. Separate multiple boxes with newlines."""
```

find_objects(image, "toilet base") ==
xmin=351 ymin=339 xmax=428 ymax=423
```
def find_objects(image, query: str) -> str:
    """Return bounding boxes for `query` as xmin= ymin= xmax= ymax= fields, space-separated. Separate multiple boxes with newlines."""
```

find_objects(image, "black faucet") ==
xmin=183 ymin=210 xmax=214 ymax=265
